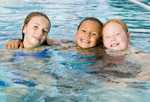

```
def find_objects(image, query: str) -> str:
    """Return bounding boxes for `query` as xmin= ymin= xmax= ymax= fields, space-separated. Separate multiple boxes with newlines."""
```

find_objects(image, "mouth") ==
xmin=110 ymin=43 xmax=119 ymax=47
xmin=32 ymin=36 xmax=41 ymax=42
xmin=80 ymin=38 xmax=90 ymax=44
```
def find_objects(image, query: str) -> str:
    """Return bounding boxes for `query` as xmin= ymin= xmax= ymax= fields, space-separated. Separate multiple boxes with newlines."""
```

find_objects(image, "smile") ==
xmin=32 ymin=36 xmax=41 ymax=42
xmin=80 ymin=39 xmax=90 ymax=44
xmin=110 ymin=43 xmax=119 ymax=47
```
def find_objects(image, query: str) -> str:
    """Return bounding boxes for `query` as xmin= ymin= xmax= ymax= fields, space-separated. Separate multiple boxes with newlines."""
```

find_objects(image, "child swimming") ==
xmin=102 ymin=19 xmax=150 ymax=56
xmin=102 ymin=19 xmax=129 ymax=51
xmin=6 ymin=11 xmax=55 ymax=49
xmin=101 ymin=19 xmax=150 ymax=81
xmin=75 ymin=17 xmax=103 ymax=49
xmin=6 ymin=17 xmax=103 ymax=49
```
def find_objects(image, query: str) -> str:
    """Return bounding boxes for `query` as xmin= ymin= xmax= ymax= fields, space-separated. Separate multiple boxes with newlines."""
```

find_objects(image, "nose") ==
xmin=111 ymin=36 xmax=116 ymax=41
xmin=36 ymin=29 xmax=43 ymax=37
xmin=85 ymin=32 xmax=91 ymax=38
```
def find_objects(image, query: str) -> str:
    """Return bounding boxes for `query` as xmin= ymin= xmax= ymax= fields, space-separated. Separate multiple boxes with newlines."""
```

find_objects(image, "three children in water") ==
xmin=5 ymin=11 xmax=131 ymax=52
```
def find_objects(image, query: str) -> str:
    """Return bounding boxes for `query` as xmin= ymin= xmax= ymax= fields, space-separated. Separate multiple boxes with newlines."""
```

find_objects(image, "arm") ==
xmin=46 ymin=39 xmax=74 ymax=46
xmin=5 ymin=39 xmax=23 ymax=49
xmin=46 ymin=38 xmax=75 ymax=49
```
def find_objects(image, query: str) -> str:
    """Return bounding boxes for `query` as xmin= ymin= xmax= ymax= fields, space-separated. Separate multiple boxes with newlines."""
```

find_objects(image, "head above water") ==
xmin=76 ymin=17 xmax=103 ymax=49
xmin=102 ymin=19 xmax=129 ymax=51
xmin=22 ymin=12 xmax=51 ymax=48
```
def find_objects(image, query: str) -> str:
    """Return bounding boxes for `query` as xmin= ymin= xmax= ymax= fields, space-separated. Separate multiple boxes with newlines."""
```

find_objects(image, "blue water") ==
xmin=0 ymin=0 xmax=150 ymax=102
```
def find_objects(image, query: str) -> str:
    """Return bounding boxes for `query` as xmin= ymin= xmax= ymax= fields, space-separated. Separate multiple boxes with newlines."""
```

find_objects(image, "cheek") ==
xmin=75 ymin=32 xmax=79 ymax=38
xmin=119 ymin=36 xmax=128 ymax=44
xmin=76 ymin=33 xmax=83 ymax=40
xmin=91 ymin=37 xmax=98 ymax=43
xmin=104 ymin=39 xmax=110 ymax=47
xmin=25 ymin=28 xmax=34 ymax=37
xmin=103 ymin=38 xmax=108 ymax=43
xmin=75 ymin=35 xmax=79 ymax=42
xmin=122 ymin=40 xmax=128 ymax=47
xmin=124 ymin=36 xmax=128 ymax=43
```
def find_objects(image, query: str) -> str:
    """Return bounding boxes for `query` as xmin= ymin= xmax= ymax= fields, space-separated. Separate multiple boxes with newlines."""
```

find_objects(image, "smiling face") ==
xmin=23 ymin=16 xmax=50 ymax=48
xmin=75 ymin=20 xmax=102 ymax=48
xmin=103 ymin=22 xmax=129 ymax=51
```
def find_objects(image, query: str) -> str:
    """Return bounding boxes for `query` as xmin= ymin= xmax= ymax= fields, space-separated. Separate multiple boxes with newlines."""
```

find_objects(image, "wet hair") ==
xmin=22 ymin=12 xmax=51 ymax=41
xmin=77 ymin=17 xmax=104 ymax=47
xmin=103 ymin=19 xmax=128 ymax=33
xmin=77 ymin=17 xmax=103 ymax=30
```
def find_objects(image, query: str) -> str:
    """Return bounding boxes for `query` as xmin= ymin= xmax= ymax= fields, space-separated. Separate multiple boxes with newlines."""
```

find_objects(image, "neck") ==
xmin=23 ymin=39 xmax=33 ymax=48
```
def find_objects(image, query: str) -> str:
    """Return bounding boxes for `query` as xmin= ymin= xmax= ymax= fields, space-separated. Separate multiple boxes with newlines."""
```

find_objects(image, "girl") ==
xmin=6 ymin=12 xmax=54 ymax=49
xmin=102 ymin=19 xmax=129 ymax=51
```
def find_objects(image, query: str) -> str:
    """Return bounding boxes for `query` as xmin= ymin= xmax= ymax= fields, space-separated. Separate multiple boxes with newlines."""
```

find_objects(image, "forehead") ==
xmin=29 ymin=16 xmax=49 ymax=26
xmin=103 ymin=22 xmax=124 ymax=34
xmin=80 ymin=20 xmax=100 ymax=29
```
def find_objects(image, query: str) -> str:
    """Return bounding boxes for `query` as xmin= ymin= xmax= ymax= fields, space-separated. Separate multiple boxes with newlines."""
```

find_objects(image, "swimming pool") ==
xmin=0 ymin=0 xmax=150 ymax=102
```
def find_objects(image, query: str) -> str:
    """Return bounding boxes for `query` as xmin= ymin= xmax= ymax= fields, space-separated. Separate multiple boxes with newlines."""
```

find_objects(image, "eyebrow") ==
xmin=34 ymin=23 xmax=49 ymax=30
xmin=33 ymin=23 xmax=40 ymax=25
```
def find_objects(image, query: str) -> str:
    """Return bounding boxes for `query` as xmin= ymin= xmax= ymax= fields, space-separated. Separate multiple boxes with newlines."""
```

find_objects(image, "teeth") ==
xmin=80 ymin=39 xmax=90 ymax=43
xmin=111 ymin=43 xmax=119 ymax=47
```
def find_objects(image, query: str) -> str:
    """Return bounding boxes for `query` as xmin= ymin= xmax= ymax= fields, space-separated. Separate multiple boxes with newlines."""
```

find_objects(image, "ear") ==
xmin=22 ymin=25 xmax=27 ymax=34
xmin=126 ymin=32 xmax=130 ymax=44
xmin=127 ymin=32 xmax=130 ymax=39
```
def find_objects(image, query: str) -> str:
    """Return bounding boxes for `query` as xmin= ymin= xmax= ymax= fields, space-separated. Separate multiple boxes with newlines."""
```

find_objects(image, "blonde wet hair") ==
xmin=103 ymin=19 xmax=128 ymax=33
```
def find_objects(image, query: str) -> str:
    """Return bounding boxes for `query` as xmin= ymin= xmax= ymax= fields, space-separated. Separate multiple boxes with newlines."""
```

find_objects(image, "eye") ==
xmin=33 ymin=25 xmax=38 ymax=30
xmin=91 ymin=32 xmax=98 ymax=36
xmin=81 ymin=29 xmax=86 ymax=33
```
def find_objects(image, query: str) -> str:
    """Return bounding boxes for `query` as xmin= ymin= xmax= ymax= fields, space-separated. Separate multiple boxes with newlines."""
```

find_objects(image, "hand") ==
xmin=5 ymin=39 xmax=24 ymax=49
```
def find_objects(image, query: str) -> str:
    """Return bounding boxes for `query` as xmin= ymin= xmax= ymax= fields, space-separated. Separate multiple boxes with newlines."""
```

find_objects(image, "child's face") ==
xmin=23 ymin=16 xmax=49 ymax=48
xmin=76 ymin=20 xmax=101 ymax=48
xmin=103 ymin=22 xmax=129 ymax=51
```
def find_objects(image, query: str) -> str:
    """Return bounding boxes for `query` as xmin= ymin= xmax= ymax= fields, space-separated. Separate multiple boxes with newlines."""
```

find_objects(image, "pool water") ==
xmin=0 ymin=0 xmax=150 ymax=102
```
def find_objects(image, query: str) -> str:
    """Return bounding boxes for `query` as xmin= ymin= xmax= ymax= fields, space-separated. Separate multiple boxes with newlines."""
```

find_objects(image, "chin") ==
xmin=28 ymin=43 xmax=40 ymax=48
xmin=80 ymin=46 xmax=87 ymax=49
xmin=79 ymin=45 xmax=88 ymax=49
xmin=24 ymin=45 xmax=34 ymax=49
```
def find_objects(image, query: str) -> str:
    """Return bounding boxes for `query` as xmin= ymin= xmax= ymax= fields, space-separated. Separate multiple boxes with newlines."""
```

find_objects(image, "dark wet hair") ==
xmin=77 ymin=17 xmax=103 ymax=30
xmin=22 ymin=12 xmax=51 ymax=42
